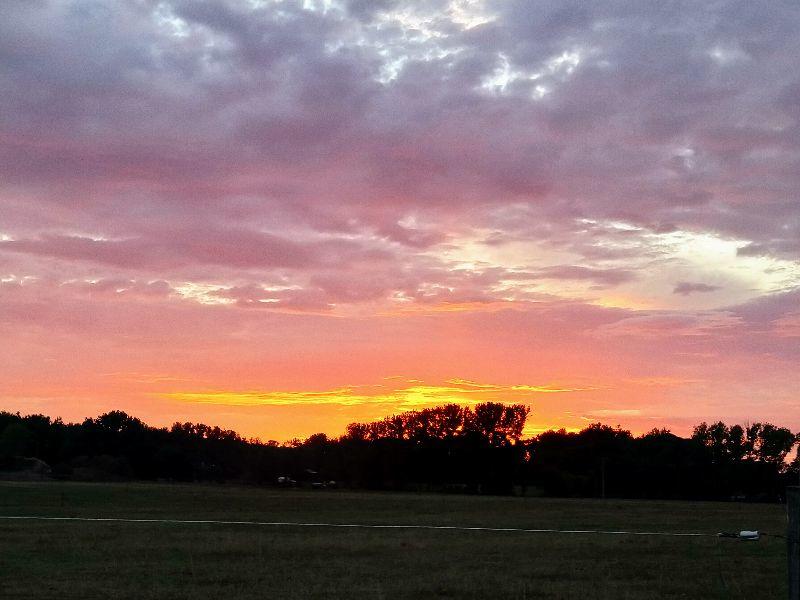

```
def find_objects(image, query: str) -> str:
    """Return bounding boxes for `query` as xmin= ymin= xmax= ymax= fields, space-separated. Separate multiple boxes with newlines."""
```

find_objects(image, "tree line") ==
xmin=1 ymin=404 xmax=797 ymax=500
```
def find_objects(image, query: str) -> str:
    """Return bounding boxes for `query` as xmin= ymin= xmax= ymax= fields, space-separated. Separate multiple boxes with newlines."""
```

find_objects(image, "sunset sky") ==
xmin=1 ymin=0 xmax=799 ymax=441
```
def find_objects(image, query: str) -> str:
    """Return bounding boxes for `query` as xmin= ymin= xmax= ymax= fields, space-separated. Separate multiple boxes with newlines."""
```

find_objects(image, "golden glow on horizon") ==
xmin=160 ymin=378 xmax=598 ymax=409
xmin=159 ymin=378 xmax=605 ymax=439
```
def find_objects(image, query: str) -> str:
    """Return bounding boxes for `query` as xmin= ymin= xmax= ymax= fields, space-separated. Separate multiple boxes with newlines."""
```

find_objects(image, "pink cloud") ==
xmin=1 ymin=0 xmax=799 ymax=438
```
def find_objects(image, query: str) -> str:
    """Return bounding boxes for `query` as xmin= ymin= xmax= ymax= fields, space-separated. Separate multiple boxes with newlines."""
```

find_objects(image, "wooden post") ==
xmin=789 ymin=487 xmax=800 ymax=600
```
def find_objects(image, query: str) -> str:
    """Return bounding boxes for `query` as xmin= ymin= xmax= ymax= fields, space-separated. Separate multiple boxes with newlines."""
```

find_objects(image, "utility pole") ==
xmin=789 ymin=487 xmax=799 ymax=600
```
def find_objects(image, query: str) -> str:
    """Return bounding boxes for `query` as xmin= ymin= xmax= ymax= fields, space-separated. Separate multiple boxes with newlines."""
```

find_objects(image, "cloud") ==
xmin=0 ymin=230 xmax=391 ymax=272
xmin=594 ymin=311 xmax=742 ymax=338
xmin=2 ymin=0 xmax=800 ymax=438
xmin=773 ymin=312 xmax=800 ymax=338
xmin=673 ymin=281 xmax=722 ymax=295
xmin=536 ymin=265 xmax=638 ymax=286
xmin=1 ymin=0 xmax=798 ymax=260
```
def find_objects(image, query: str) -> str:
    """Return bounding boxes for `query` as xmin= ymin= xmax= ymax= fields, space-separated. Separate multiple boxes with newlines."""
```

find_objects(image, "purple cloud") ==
xmin=1 ymin=0 xmax=800 ymax=437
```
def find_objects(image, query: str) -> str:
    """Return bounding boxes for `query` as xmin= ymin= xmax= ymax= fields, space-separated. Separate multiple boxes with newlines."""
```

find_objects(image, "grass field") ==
xmin=0 ymin=481 xmax=788 ymax=599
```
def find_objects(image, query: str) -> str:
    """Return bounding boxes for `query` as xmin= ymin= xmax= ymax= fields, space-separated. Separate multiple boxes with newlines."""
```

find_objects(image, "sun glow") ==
xmin=161 ymin=378 xmax=595 ymax=409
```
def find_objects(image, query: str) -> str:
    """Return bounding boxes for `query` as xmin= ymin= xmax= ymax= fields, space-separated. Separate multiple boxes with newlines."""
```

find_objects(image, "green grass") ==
xmin=0 ymin=481 xmax=788 ymax=599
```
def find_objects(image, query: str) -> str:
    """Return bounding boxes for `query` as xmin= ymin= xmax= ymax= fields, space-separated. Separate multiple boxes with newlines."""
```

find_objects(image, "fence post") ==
xmin=790 ymin=487 xmax=800 ymax=600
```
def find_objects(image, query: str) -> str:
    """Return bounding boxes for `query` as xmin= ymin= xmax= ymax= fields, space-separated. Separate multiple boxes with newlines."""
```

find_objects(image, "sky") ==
xmin=1 ymin=0 xmax=799 ymax=441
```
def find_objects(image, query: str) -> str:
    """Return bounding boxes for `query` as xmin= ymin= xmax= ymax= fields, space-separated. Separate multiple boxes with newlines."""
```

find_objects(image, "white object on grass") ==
xmin=738 ymin=530 xmax=759 ymax=540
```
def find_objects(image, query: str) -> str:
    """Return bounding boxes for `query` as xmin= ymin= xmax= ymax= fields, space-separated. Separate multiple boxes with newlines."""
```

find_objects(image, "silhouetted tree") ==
xmin=0 ymin=408 xmax=796 ymax=499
